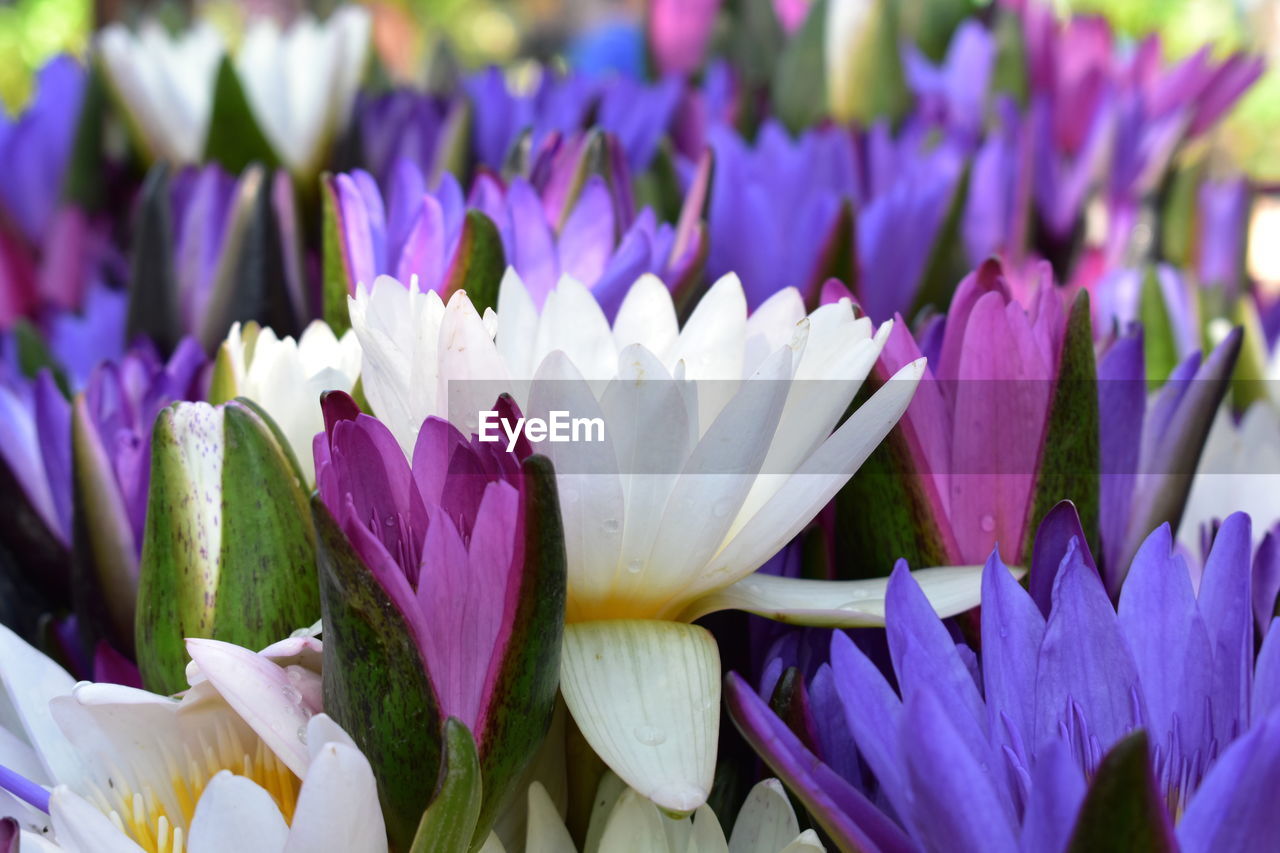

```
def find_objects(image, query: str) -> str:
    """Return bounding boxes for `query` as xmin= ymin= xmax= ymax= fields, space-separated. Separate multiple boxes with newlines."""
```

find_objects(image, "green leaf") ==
xmin=313 ymin=493 xmax=443 ymax=850
xmin=472 ymin=454 xmax=567 ymax=841
xmin=203 ymin=56 xmax=280 ymax=175
xmin=1066 ymin=731 xmax=1176 ymax=853
xmin=1023 ymin=289 xmax=1100 ymax=564
xmin=898 ymin=0 xmax=969 ymax=63
xmin=71 ymin=395 xmax=139 ymax=657
xmin=125 ymin=164 xmax=179 ymax=354
xmin=410 ymin=718 xmax=484 ymax=853
xmin=136 ymin=401 xmax=320 ymax=694
xmin=771 ymin=0 xmax=828 ymax=134
xmin=321 ymin=175 xmax=353 ymax=336
xmin=443 ymin=210 xmax=507 ymax=316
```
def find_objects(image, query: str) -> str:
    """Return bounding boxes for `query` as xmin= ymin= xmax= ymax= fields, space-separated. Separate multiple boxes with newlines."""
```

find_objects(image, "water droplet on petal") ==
xmin=980 ymin=514 xmax=996 ymax=533
xmin=280 ymin=686 xmax=302 ymax=704
xmin=601 ymin=518 xmax=621 ymax=534
xmin=633 ymin=725 xmax=667 ymax=746
xmin=626 ymin=559 xmax=643 ymax=574
xmin=296 ymin=725 xmax=308 ymax=745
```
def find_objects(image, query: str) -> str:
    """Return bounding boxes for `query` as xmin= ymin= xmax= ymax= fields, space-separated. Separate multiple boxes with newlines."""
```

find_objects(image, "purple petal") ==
xmin=982 ymin=548 xmax=1046 ymax=755
xmin=725 ymin=672 xmax=916 ymax=853
xmin=1177 ymin=708 xmax=1280 ymax=851
xmin=902 ymin=689 xmax=1019 ymax=853
xmin=1197 ymin=513 xmax=1253 ymax=740
xmin=1253 ymin=619 xmax=1280 ymax=722
xmin=1018 ymin=738 xmax=1086 ymax=853
xmin=1029 ymin=501 xmax=1097 ymax=616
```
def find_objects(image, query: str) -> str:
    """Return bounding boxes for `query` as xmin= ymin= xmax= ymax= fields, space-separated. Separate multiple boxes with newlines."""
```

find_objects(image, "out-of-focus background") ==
xmin=3 ymin=0 xmax=1277 ymax=179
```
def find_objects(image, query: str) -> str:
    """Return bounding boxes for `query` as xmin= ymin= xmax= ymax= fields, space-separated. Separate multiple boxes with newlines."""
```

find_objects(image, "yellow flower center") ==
xmin=84 ymin=718 xmax=301 ymax=853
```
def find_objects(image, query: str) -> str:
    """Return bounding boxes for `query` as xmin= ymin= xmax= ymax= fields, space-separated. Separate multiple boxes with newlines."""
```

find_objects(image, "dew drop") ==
xmin=280 ymin=686 xmax=302 ymax=705
xmin=626 ymin=559 xmax=643 ymax=574
xmin=601 ymin=518 xmax=621 ymax=534
xmin=633 ymin=725 xmax=667 ymax=746
xmin=383 ymin=515 xmax=397 ymax=528
xmin=980 ymin=514 xmax=996 ymax=533
xmin=296 ymin=725 xmax=309 ymax=745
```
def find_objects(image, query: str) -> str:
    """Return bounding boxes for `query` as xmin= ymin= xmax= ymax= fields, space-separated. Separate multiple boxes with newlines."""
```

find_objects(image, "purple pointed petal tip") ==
xmin=1030 ymin=501 xmax=1097 ymax=615
xmin=724 ymin=672 xmax=915 ymax=853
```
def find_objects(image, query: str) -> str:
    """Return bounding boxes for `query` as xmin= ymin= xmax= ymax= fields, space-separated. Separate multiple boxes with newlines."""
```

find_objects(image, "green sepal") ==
xmin=1022 ymin=289 xmax=1100 ymax=564
xmin=321 ymin=174 xmax=353 ymax=336
xmin=991 ymin=7 xmax=1029 ymax=106
xmin=410 ymin=718 xmax=484 ymax=853
xmin=136 ymin=401 xmax=319 ymax=694
xmin=771 ymin=0 xmax=828 ymax=134
xmin=209 ymin=345 xmax=241 ymax=406
xmin=471 ymin=454 xmax=567 ymax=842
xmin=443 ymin=210 xmax=506 ymax=316
xmin=429 ymin=98 xmax=473 ymax=188
xmin=1226 ymin=295 xmax=1269 ymax=414
xmin=203 ymin=56 xmax=280 ymax=175
xmin=834 ymin=377 xmax=957 ymax=578
xmin=906 ymin=163 xmax=973 ymax=321
xmin=197 ymin=167 xmax=300 ymax=352
xmin=1139 ymin=265 xmax=1181 ymax=387
xmin=313 ymin=493 xmax=443 ymax=850
xmin=63 ymin=58 xmax=108 ymax=211
xmin=1066 ymin=731 xmax=1176 ymax=853
xmin=806 ymin=200 xmax=856 ymax=312
xmin=12 ymin=321 xmax=70 ymax=396
xmin=71 ymin=395 xmax=139 ymax=657
xmin=899 ymin=0 xmax=969 ymax=63
xmin=125 ymin=164 xmax=179 ymax=354
xmin=823 ymin=0 xmax=909 ymax=126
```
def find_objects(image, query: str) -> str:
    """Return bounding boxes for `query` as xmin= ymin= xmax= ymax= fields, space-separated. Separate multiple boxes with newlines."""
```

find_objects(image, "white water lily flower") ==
xmin=350 ymin=270 xmax=1002 ymax=814
xmin=1178 ymin=399 xmax=1280 ymax=551
xmin=235 ymin=6 xmax=370 ymax=178
xmin=507 ymin=774 xmax=822 ymax=853
xmin=0 ymin=625 xmax=386 ymax=853
xmin=97 ymin=21 xmax=224 ymax=163
xmin=221 ymin=321 xmax=362 ymax=484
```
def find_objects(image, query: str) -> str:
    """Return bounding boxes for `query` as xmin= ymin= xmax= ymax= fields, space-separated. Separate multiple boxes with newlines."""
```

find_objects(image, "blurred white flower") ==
xmin=220 ymin=320 xmax=362 ymax=485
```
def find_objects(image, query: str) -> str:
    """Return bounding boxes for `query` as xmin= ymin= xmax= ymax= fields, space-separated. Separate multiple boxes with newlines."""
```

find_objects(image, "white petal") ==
xmin=0 ymin=625 xmax=81 ymax=784
xmin=688 ymin=804 xmax=729 ymax=853
xmin=496 ymin=268 xmax=541 ymax=376
xmin=184 ymin=639 xmax=312 ymax=777
xmin=677 ymin=564 xmax=1011 ymax=626
xmin=613 ymin=274 xmax=679 ymax=359
xmin=283 ymin=742 xmax=385 ymax=853
xmin=560 ymin=622 xmax=719 ymax=814
xmin=779 ymin=831 xmax=825 ymax=853
xmin=727 ymin=779 xmax=801 ymax=853
xmin=188 ymin=772 xmax=288 ymax=853
xmin=596 ymin=789 xmax=672 ymax=853
xmin=48 ymin=786 xmax=146 ymax=853
xmin=526 ymin=781 xmax=576 ymax=853
xmin=687 ymin=358 xmax=923 ymax=602
xmin=584 ymin=772 xmax=629 ymax=853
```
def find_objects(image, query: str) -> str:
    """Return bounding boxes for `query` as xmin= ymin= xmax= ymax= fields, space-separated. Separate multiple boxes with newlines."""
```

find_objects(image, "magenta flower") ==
xmin=312 ymin=392 xmax=564 ymax=848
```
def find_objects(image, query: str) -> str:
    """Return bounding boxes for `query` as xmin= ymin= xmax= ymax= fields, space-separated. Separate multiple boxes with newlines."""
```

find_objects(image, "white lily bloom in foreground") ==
xmin=351 ymin=270 xmax=999 ymax=814
xmin=97 ymin=21 xmax=223 ymax=163
xmin=500 ymin=774 xmax=822 ymax=852
xmin=235 ymin=7 xmax=370 ymax=178
xmin=219 ymin=321 xmax=362 ymax=484
xmin=0 ymin=625 xmax=386 ymax=853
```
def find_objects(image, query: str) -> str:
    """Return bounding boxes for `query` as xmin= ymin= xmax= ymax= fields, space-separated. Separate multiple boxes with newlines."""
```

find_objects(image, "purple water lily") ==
xmin=355 ymin=88 xmax=467 ymax=192
xmin=729 ymin=511 xmax=1280 ymax=852
xmin=333 ymin=149 xmax=703 ymax=316
xmin=0 ymin=55 xmax=101 ymax=324
xmin=0 ymin=337 xmax=203 ymax=649
xmin=706 ymin=119 xmax=963 ymax=317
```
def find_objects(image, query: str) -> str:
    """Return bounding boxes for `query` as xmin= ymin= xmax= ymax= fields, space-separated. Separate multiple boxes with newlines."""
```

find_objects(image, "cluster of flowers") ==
xmin=0 ymin=0 xmax=1276 ymax=850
